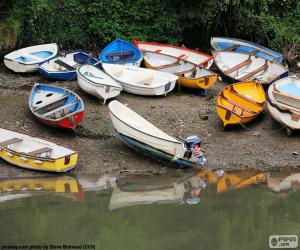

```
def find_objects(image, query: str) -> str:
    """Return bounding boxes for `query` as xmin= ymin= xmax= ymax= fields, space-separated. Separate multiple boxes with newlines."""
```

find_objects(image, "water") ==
xmin=0 ymin=170 xmax=299 ymax=250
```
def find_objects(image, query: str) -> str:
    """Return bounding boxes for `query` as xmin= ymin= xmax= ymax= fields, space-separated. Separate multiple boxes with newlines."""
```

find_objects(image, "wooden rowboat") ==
xmin=216 ymin=81 xmax=266 ymax=127
xmin=211 ymin=37 xmax=283 ymax=63
xmin=29 ymin=84 xmax=84 ymax=129
xmin=134 ymin=40 xmax=214 ymax=68
xmin=143 ymin=51 xmax=218 ymax=89
xmin=4 ymin=43 xmax=58 ymax=73
xmin=100 ymin=39 xmax=142 ymax=66
xmin=77 ymin=64 xmax=122 ymax=105
xmin=267 ymin=76 xmax=300 ymax=136
xmin=109 ymin=100 xmax=206 ymax=168
xmin=102 ymin=63 xmax=177 ymax=96
xmin=0 ymin=128 xmax=78 ymax=172
xmin=213 ymin=51 xmax=288 ymax=85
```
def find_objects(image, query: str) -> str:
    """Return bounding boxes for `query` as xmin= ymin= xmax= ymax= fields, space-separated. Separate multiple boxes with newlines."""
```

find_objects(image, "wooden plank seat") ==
xmin=27 ymin=147 xmax=52 ymax=156
xmin=174 ymin=66 xmax=196 ymax=76
xmin=105 ymin=51 xmax=134 ymax=57
xmin=0 ymin=138 xmax=23 ymax=147
xmin=54 ymin=59 xmax=76 ymax=71
xmin=42 ymin=100 xmax=79 ymax=117
xmin=238 ymin=61 xmax=268 ymax=81
xmin=229 ymin=86 xmax=265 ymax=107
xmin=152 ymin=59 xmax=180 ymax=70
xmin=33 ymin=94 xmax=69 ymax=112
xmin=217 ymin=104 xmax=243 ymax=119
xmin=109 ymin=58 xmax=138 ymax=63
xmin=224 ymin=56 xmax=252 ymax=75
xmin=222 ymin=44 xmax=240 ymax=51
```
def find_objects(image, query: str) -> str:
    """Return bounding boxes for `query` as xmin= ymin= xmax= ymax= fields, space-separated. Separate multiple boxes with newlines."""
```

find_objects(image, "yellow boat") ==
xmin=216 ymin=81 xmax=266 ymax=127
xmin=143 ymin=51 xmax=218 ymax=89
xmin=0 ymin=128 xmax=78 ymax=172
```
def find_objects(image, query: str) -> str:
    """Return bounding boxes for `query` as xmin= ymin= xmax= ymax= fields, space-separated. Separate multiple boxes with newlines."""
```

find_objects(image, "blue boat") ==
xmin=211 ymin=37 xmax=283 ymax=63
xmin=38 ymin=50 xmax=99 ymax=80
xmin=100 ymin=39 xmax=142 ymax=66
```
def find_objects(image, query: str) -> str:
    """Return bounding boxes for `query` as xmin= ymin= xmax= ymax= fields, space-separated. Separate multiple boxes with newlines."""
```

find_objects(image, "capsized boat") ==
xmin=143 ymin=51 xmax=218 ymax=89
xmin=216 ymin=81 xmax=266 ymax=127
xmin=100 ymin=39 xmax=142 ymax=66
xmin=109 ymin=100 xmax=206 ymax=168
xmin=213 ymin=51 xmax=288 ymax=84
xmin=134 ymin=40 xmax=214 ymax=68
xmin=267 ymin=76 xmax=300 ymax=136
xmin=4 ymin=43 xmax=58 ymax=73
xmin=211 ymin=37 xmax=283 ymax=63
xmin=102 ymin=63 xmax=178 ymax=96
xmin=0 ymin=128 xmax=78 ymax=172
xmin=39 ymin=50 xmax=98 ymax=80
xmin=29 ymin=84 xmax=84 ymax=129
xmin=77 ymin=64 xmax=122 ymax=104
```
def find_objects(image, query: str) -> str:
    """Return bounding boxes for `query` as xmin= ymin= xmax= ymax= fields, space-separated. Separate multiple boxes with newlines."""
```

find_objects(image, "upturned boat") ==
xmin=108 ymin=100 xmax=206 ymax=168
xmin=77 ymin=64 xmax=122 ymax=104
xmin=143 ymin=51 xmax=218 ymax=90
xmin=39 ymin=50 xmax=98 ymax=80
xmin=212 ymin=51 xmax=288 ymax=84
xmin=0 ymin=128 xmax=78 ymax=172
xmin=216 ymin=81 xmax=266 ymax=127
xmin=267 ymin=76 xmax=300 ymax=136
xmin=100 ymin=39 xmax=142 ymax=66
xmin=134 ymin=40 xmax=214 ymax=68
xmin=211 ymin=37 xmax=283 ymax=63
xmin=4 ymin=43 xmax=58 ymax=73
xmin=102 ymin=63 xmax=178 ymax=96
xmin=29 ymin=84 xmax=84 ymax=129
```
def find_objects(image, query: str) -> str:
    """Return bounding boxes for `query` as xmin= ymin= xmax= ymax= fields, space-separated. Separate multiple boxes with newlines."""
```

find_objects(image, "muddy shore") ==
xmin=0 ymin=63 xmax=300 ymax=178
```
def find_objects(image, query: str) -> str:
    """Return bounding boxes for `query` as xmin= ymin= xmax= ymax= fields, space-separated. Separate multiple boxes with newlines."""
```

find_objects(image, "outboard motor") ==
xmin=184 ymin=135 xmax=206 ymax=164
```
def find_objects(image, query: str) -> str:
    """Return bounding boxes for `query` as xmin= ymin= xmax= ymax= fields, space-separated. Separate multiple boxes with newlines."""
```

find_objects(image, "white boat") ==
xmin=134 ymin=40 xmax=214 ymax=68
xmin=4 ymin=43 xmax=58 ymax=73
xmin=267 ymin=76 xmax=300 ymax=135
xmin=213 ymin=51 xmax=288 ymax=84
xmin=102 ymin=63 xmax=177 ymax=96
xmin=77 ymin=64 xmax=122 ymax=104
xmin=268 ymin=172 xmax=300 ymax=192
xmin=108 ymin=100 xmax=205 ymax=167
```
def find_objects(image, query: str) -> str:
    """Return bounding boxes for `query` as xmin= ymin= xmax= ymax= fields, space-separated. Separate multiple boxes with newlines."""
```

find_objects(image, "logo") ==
xmin=269 ymin=235 xmax=298 ymax=248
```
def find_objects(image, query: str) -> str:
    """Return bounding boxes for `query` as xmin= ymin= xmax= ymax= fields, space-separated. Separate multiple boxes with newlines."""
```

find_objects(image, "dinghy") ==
xmin=213 ymin=51 xmax=288 ymax=85
xmin=4 ymin=43 xmax=58 ymax=73
xmin=29 ymin=84 xmax=84 ymax=129
xmin=0 ymin=128 xmax=78 ymax=172
xmin=134 ymin=40 xmax=214 ymax=68
xmin=77 ymin=64 xmax=122 ymax=104
xmin=216 ymin=81 xmax=266 ymax=127
xmin=143 ymin=51 xmax=218 ymax=90
xmin=109 ymin=100 xmax=206 ymax=168
xmin=267 ymin=76 xmax=300 ymax=136
xmin=100 ymin=39 xmax=142 ymax=66
xmin=102 ymin=63 xmax=178 ymax=96
xmin=211 ymin=37 xmax=283 ymax=63
xmin=39 ymin=50 xmax=98 ymax=80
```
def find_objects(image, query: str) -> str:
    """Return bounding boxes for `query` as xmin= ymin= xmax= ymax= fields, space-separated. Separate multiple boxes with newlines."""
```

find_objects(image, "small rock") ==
xmin=201 ymin=115 xmax=209 ymax=121
xmin=292 ymin=152 xmax=298 ymax=155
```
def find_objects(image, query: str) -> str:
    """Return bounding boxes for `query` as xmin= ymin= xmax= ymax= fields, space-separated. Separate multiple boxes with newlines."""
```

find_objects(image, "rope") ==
xmin=237 ymin=121 xmax=287 ymax=135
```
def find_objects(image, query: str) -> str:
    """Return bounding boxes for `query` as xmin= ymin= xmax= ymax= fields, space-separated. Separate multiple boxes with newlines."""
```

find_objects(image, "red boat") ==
xmin=29 ymin=84 xmax=84 ymax=129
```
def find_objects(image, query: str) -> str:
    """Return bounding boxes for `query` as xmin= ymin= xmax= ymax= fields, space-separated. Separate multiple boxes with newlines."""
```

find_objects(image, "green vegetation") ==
xmin=0 ymin=0 xmax=299 ymax=65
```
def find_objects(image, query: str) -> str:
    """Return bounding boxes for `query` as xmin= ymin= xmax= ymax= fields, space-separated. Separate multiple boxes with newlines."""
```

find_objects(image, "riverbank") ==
xmin=1 ymin=63 xmax=300 ymax=178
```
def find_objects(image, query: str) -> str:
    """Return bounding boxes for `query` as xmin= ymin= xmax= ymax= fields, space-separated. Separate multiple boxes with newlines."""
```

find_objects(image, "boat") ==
xmin=100 ymin=39 xmax=142 ymax=66
xmin=77 ymin=64 xmax=122 ymax=104
xmin=216 ymin=81 xmax=266 ymax=127
xmin=211 ymin=37 xmax=283 ymax=63
xmin=108 ymin=100 xmax=206 ymax=168
xmin=268 ymin=172 xmax=300 ymax=193
xmin=133 ymin=40 xmax=214 ymax=68
xmin=38 ymin=50 xmax=99 ymax=80
xmin=143 ymin=51 xmax=218 ymax=90
xmin=102 ymin=63 xmax=178 ymax=96
xmin=4 ymin=43 xmax=58 ymax=73
xmin=267 ymin=76 xmax=300 ymax=136
xmin=212 ymin=51 xmax=288 ymax=84
xmin=29 ymin=84 xmax=84 ymax=129
xmin=0 ymin=128 xmax=78 ymax=172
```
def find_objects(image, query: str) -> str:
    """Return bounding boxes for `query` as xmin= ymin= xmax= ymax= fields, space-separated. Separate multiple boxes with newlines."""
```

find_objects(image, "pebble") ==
xmin=292 ymin=152 xmax=298 ymax=155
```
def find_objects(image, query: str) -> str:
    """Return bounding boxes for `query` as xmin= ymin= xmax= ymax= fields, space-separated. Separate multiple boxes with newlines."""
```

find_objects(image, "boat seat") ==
xmin=224 ymin=56 xmax=252 ymax=75
xmin=238 ymin=61 xmax=268 ymax=81
xmin=43 ymin=100 xmax=79 ymax=117
xmin=54 ymin=59 xmax=76 ymax=71
xmin=27 ymin=147 xmax=52 ymax=157
xmin=105 ymin=51 xmax=135 ymax=57
xmin=0 ymin=138 xmax=23 ymax=147
xmin=222 ymin=44 xmax=240 ymax=51
xmin=109 ymin=58 xmax=138 ymax=63
xmin=130 ymin=74 xmax=153 ymax=85
xmin=220 ymin=93 xmax=257 ymax=115
xmin=153 ymin=59 xmax=180 ymax=70
xmin=174 ymin=66 xmax=196 ymax=76
xmin=33 ymin=94 xmax=69 ymax=111
xmin=229 ymin=86 xmax=264 ymax=107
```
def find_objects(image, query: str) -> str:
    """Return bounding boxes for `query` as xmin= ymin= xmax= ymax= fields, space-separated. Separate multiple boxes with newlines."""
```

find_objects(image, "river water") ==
xmin=0 ymin=169 xmax=299 ymax=250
